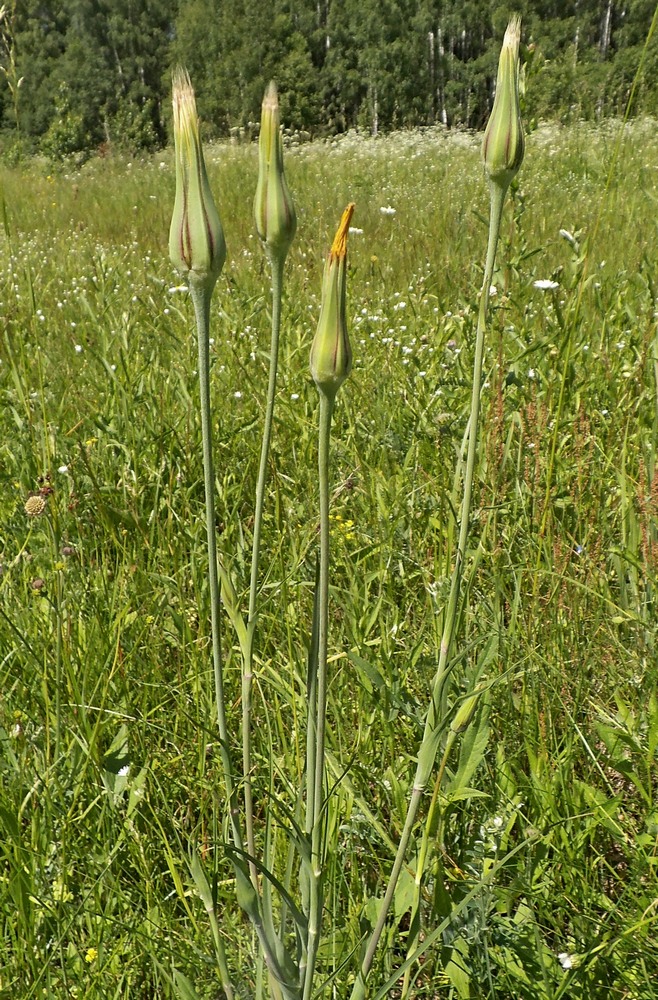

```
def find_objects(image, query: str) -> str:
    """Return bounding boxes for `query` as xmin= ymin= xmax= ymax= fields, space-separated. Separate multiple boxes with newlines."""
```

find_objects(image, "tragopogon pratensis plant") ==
xmin=171 ymin=16 xmax=524 ymax=995
xmin=168 ymin=66 xmax=237 ymax=996
xmin=169 ymin=67 xmax=232 ymax=838
xmin=170 ymin=70 xmax=358 ymax=1000
xmin=302 ymin=203 xmax=355 ymax=999
xmin=244 ymin=80 xmax=297 ymax=891
xmin=170 ymin=70 xmax=301 ymax=1000
xmin=349 ymin=16 xmax=525 ymax=998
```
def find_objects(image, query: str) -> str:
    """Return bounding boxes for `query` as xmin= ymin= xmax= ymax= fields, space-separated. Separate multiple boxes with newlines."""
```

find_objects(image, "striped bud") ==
xmin=482 ymin=16 xmax=525 ymax=191
xmin=450 ymin=687 xmax=485 ymax=736
xmin=310 ymin=204 xmax=355 ymax=399
xmin=253 ymin=82 xmax=296 ymax=261
xmin=169 ymin=68 xmax=226 ymax=293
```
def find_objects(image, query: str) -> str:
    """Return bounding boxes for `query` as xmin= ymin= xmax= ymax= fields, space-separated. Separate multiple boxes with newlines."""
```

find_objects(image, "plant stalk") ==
xmin=349 ymin=181 xmax=506 ymax=1000
xmin=243 ymin=252 xmax=286 ymax=884
xmin=301 ymin=389 xmax=335 ymax=1000
xmin=400 ymin=736 xmax=454 ymax=999
xmin=191 ymin=282 xmax=244 ymax=857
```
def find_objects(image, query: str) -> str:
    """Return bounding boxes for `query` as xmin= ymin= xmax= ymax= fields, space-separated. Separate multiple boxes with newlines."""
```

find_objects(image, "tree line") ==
xmin=1 ymin=0 xmax=657 ymax=160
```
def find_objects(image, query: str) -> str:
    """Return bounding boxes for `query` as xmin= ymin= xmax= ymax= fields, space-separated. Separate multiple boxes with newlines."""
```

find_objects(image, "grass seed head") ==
xmin=310 ymin=203 xmax=355 ymax=399
xmin=169 ymin=67 xmax=226 ymax=293
xmin=253 ymin=81 xmax=297 ymax=261
xmin=482 ymin=15 xmax=525 ymax=191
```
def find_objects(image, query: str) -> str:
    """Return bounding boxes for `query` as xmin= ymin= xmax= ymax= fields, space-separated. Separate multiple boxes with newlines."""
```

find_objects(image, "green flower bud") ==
xmin=310 ymin=204 xmax=355 ymax=399
xmin=450 ymin=686 xmax=485 ymax=735
xmin=253 ymin=81 xmax=296 ymax=261
xmin=169 ymin=67 xmax=226 ymax=293
xmin=482 ymin=15 xmax=525 ymax=191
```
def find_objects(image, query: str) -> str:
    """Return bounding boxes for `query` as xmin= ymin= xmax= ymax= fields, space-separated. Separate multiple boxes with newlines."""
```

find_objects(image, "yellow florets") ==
xmin=329 ymin=513 xmax=356 ymax=542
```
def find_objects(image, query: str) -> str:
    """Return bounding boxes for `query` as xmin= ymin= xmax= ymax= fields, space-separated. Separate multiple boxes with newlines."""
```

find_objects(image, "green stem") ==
xmin=196 ymin=265 xmax=298 ymax=999
xmin=243 ymin=252 xmax=286 ymax=884
xmin=191 ymin=281 xmax=244 ymax=857
xmin=400 ymin=736 xmax=454 ymax=1000
xmin=302 ymin=389 xmax=334 ymax=1000
xmin=652 ymin=322 xmax=658 ymax=482
xmin=300 ymin=560 xmax=321 ymax=965
xmin=349 ymin=181 xmax=506 ymax=1000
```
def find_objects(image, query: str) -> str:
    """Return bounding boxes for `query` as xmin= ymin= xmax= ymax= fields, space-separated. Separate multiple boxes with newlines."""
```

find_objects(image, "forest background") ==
xmin=1 ymin=0 xmax=657 ymax=162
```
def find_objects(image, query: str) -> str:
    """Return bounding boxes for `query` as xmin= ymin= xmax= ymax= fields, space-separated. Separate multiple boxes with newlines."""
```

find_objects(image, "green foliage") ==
xmin=40 ymin=81 xmax=91 ymax=162
xmin=1 ymin=120 xmax=658 ymax=994
xmin=8 ymin=0 xmax=175 ymax=151
xmin=107 ymin=96 xmax=160 ymax=154
xmin=2 ymin=0 xmax=658 ymax=152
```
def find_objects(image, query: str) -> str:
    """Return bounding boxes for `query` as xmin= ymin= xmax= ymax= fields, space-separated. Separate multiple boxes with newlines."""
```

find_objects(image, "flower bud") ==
xmin=482 ymin=15 xmax=525 ymax=191
xmin=310 ymin=204 xmax=355 ymax=399
xmin=450 ymin=686 xmax=485 ymax=735
xmin=169 ymin=67 xmax=226 ymax=293
xmin=253 ymin=82 xmax=296 ymax=261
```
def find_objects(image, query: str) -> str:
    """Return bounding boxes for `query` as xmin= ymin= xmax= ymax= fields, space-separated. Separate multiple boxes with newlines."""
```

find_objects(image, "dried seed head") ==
xmin=25 ymin=494 xmax=47 ymax=517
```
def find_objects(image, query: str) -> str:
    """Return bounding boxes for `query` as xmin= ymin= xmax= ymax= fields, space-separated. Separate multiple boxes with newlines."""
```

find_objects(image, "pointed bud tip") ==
xmin=172 ymin=66 xmax=195 ymax=119
xmin=504 ymin=13 xmax=522 ymax=49
xmin=330 ymin=203 xmax=356 ymax=260
xmin=482 ymin=15 xmax=524 ymax=189
xmin=172 ymin=65 xmax=192 ymax=91
xmin=309 ymin=204 xmax=355 ymax=397
xmin=254 ymin=80 xmax=296 ymax=258
xmin=264 ymin=80 xmax=279 ymax=109
xmin=171 ymin=66 xmax=201 ymax=150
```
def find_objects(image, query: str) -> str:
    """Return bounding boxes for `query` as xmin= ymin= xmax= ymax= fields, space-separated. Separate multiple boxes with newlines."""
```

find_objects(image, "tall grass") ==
xmin=1 ymin=119 xmax=658 ymax=997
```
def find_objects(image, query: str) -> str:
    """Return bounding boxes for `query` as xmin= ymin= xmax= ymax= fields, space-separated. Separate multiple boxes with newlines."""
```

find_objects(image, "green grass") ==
xmin=1 ymin=119 xmax=658 ymax=998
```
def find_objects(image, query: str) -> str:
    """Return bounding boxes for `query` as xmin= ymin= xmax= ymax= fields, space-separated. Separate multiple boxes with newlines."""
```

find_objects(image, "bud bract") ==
xmin=482 ymin=16 xmax=525 ymax=191
xmin=310 ymin=204 xmax=355 ymax=399
xmin=169 ymin=67 xmax=226 ymax=293
xmin=253 ymin=82 xmax=296 ymax=261
xmin=450 ymin=686 xmax=485 ymax=736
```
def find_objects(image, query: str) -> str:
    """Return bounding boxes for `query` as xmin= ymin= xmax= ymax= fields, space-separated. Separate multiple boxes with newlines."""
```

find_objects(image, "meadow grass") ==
xmin=1 ymin=119 xmax=657 ymax=998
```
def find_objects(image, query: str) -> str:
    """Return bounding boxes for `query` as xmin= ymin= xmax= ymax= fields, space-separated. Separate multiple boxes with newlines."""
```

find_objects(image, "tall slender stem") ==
xmin=652 ymin=324 xmax=658 ymax=481
xmin=349 ymin=182 xmax=506 ymax=1000
xmin=302 ymin=390 xmax=334 ymax=1000
xmin=301 ymin=562 xmax=320 ymax=930
xmin=401 ymin=737 xmax=454 ymax=999
xmin=243 ymin=252 xmax=286 ymax=884
xmin=191 ymin=282 xmax=244 ymax=857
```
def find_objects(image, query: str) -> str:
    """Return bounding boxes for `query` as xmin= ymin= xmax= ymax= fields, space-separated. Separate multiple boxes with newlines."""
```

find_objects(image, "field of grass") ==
xmin=1 ymin=118 xmax=658 ymax=999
